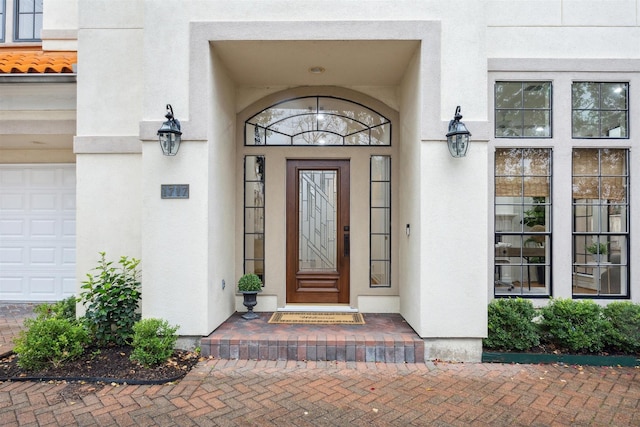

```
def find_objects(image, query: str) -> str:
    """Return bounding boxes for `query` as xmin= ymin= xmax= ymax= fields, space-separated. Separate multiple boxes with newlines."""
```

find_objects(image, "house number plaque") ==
xmin=161 ymin=184 xmax=189 ymax=199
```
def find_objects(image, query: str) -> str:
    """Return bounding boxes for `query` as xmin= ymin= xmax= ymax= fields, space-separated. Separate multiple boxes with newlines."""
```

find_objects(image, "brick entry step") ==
xmin=200 ymin=313 xmax=424 ymax=363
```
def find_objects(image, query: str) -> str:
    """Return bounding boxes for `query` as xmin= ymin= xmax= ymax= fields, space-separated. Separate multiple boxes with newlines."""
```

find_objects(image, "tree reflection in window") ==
xmin=245 ymin=96 xmax=391 ymax=146
xmin=572 ymin=82 xmax=628 ymax=138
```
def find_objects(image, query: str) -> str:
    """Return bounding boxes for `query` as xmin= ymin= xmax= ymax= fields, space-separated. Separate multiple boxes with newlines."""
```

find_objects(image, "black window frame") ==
xmin=494 ymin=81 xmax=553 ymax=139
xmin=571 ymin=82 xmax=629 ymax=139
xmin=245 ymin=96 xmax=392 ymax=147
xmin=243 ymin=155 xmax=266 ymax=284
xmin=494 ymin=147 xmax=553 ymax=298
xmin=571 ymin=148 xmax=630 ymax=298
xmin=369 ymin=155 xmax=391 ymax=288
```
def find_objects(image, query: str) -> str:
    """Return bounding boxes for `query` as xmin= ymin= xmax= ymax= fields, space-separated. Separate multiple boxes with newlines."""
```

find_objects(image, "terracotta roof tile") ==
xmin=0 ymin=48 xmax=77 ymax=74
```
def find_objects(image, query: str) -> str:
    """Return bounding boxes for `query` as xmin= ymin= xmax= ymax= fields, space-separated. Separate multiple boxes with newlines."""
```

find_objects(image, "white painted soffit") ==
xmin=210 ymin=40 xmax=420 ymax=86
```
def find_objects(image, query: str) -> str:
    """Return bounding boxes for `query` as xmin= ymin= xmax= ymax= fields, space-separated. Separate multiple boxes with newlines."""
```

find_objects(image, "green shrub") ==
xmin=130 ymin=318 xmax=179 ymax=367
xmin=539 ymin=298 xmax=610 ymax=353
xmin=14 ymin=317 xmax=89 ymax=371
xmin=603 ymin=302 xmax=640 ymax=354
xmin=484 ymin=298 xmax=540 ymax=351
xmin=34 ymin=296 xmax=77 ymax=321
xmin=238 ymin=273 xmax=262 ymax=292
xmin=80 ymin=252 xmax=141 ymax=346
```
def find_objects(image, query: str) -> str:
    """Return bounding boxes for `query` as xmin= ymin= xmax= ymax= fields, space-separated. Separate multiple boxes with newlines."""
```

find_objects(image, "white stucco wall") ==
xmin=398 ymin=48 xmax=423 ymax=332
xmin=42 ymin=0 xmax=78 ymax=51
xmin=65 ymin=1 xmax=639 ymax=359
xmin=206 ymin=45 xmax=238 ymax=331
xmin=487 ymin=0 xmax=639 ymax=27
xmin=419 ymin=142 xmax=488 ymax=338
xmin=71 ymin=1 xmax=493 ymax=350
xmin=141 ymin=1 xmax=191 ymax=123
xmin=138 ymin=0 xmax=491 ymax=129
xmin=487 ymin=0 xmax=640 ymax=59
xmin=74 ymin=1 xmax=144 ymax=312
xmin=136 ymin=4 xmax=238 ymax=336
xmin=75 ymin=154 xmax=142 ymax=304
xmin=0 ymin=82 xmax=76 ymax=163
xmin=140 ymin=143 xmax=209 ymax=334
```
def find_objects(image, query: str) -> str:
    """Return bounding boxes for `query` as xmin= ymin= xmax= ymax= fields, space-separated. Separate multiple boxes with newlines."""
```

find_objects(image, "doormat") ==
xmin=268 ymin=312 xmax=365 ymax=325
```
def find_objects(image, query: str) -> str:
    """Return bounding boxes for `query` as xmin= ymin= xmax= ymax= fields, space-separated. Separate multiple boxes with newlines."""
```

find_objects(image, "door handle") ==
xmin=344 ymin=226 xmax=350 ymax=257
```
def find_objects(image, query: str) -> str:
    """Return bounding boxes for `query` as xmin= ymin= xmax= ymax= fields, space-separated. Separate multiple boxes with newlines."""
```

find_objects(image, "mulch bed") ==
xmin=0 ymin=346 xmax=202 ymax=384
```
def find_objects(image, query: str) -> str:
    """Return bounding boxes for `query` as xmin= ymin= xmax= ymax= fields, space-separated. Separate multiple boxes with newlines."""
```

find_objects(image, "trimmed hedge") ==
xmin=14 ymin=317 xmax=89 ymax=371
xmin=603 ymin=302 xmax=640 ymax=354
xmin=130 ymin=318 xmax=179 ymax=368
xmin=484 ymin=298 xmax=540 ymax=351
xmin=539 ymin=298 xmax=609 ymax=353
xmin=485 ymin=298 xmax=640 ymax=355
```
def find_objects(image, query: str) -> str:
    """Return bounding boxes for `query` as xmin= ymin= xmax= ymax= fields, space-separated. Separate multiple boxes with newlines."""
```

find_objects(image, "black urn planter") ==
xmin=241 ymin=291 xmax=259 ymax=320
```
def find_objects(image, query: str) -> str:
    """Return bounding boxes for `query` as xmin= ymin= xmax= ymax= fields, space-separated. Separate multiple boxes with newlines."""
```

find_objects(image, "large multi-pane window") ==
xmin=370 ymin=156 xmax=391 ymax=288
xmin=572 ymin=82 xmax=628 ymax=138
xmin=244 ymin=156 xmax=265 ymax=282
xmin=494 ymin=148 xmax=551 ymax=296
xmin=495 ymin=82 xmax=552 ymax=138
xmin=572 ymin=148 xmax=629 ymax=297
xmin=14 ymin=0 xmax=42 ymax=41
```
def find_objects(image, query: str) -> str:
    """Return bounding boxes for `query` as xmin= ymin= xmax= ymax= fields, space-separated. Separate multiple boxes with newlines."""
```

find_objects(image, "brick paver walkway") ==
xmin=0 ymin=304 xmax=36 ymax=355
xmin=1 ymin=304 xmax=639 ymax=426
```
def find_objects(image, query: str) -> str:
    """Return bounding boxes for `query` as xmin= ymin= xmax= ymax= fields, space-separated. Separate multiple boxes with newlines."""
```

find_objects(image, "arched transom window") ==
xmin=245 ymin=96 xmax=391 ymax=146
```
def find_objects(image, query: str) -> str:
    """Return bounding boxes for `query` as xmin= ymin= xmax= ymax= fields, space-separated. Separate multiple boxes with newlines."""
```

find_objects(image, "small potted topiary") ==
xmin=238 ymin=273 xmax=262 ymax=320
xmin=586 ymin=241 xmax=608 ymax=262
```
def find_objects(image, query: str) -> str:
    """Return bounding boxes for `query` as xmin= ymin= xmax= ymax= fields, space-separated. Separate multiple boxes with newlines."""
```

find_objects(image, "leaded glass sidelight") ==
xmin=245 ymin=96 xmax=391 ymax=146
xmin=244 ymin=156 xmax=265 ymax=281
xmin=494 ymin=148 xmax=552 ymax=297
xmin=370 ymin=156 xmax=391 ymax=287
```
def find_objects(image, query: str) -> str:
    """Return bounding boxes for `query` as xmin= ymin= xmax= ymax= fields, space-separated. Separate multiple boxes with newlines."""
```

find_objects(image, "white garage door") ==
xmin=0 ymin=164 xmax=76 ymax=301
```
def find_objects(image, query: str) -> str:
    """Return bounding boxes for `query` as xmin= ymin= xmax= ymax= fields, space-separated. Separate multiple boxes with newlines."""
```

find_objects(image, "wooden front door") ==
xmin=286 ymin=159 xmax=350 ymax=304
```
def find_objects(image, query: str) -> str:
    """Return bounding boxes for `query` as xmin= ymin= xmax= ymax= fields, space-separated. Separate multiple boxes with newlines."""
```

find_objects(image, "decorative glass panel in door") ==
xmin=286 ymin=160 xmax=350 ymax=304
xmin=299 ymin=170 xmax=337 ymax=271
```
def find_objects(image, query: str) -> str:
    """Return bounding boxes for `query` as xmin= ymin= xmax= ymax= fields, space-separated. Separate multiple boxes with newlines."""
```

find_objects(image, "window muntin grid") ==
xmin=572 ymin=148 xmax=629 ymax=297
xmin=494 ymin=148 xmax=552 ymax=297
xmin=495 ymin=82 xmax=552 ymax=138
xmin=245 ymin=96 xmax=391 ymax=146
xmin=370 ymin=156 xmax=391 ymax=288
xmin=244 ymin=156 xmax=265 ymax=283
xmin=14 ymin=0 xmax=42 ymax=41
xmin=572 ymin=82 xmax=629 ymax=138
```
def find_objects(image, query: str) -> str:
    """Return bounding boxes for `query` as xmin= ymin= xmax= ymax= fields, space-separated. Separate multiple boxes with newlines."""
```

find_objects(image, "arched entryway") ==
xmin=237 ymin=87 xmax=399 ymax=309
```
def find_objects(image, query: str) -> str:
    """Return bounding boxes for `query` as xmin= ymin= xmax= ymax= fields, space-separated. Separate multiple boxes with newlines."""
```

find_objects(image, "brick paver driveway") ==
xmin=1 ymin=304 xmax=639 ymax=426
xmin=1 ymin=358 xmax=639 ymax=426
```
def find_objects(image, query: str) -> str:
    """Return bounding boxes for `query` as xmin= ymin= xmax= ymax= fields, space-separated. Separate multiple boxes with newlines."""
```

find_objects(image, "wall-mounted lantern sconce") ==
xmin=157 ymin=104 xmax=182 ymax=156
xmin=446 ymin=106 xmax=471 ymax=158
